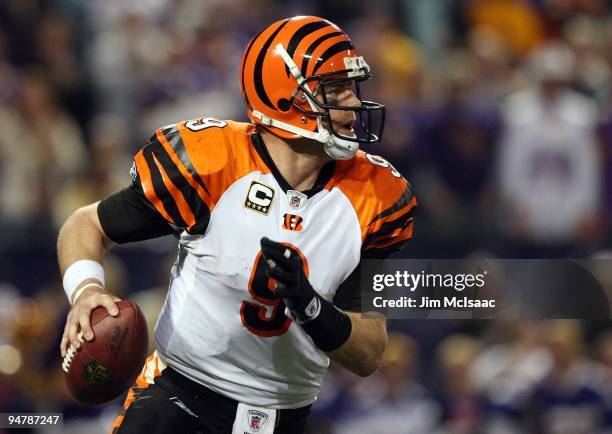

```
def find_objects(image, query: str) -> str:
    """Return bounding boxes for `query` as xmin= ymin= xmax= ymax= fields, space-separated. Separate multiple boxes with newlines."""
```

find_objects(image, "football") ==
xmin=62 ymin=300 xmax=149 ymax=405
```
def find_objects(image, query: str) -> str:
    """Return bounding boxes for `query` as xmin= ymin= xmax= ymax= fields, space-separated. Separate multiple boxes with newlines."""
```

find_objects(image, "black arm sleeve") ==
xmin=97 ymin=184 xmax=176 ymax=244
xmin=333 ymin=265 xmax=362 ymax=312
xmin=333 ymin=245 xmax=402 ymax=312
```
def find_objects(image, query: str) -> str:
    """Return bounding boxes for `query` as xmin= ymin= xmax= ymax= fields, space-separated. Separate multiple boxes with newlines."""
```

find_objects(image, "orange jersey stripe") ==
xmin=152 ymin=154 xmax=196 ymax=228
xmin=110 ymin=353 xmax=161 ymax=434
xmin=156 ymin=128 xmax=212 ymax=209
xmin=110 ymin=353 xmax=165 ymax=433
xmin=367 ymin=221 xmax=414 ymax=249
xmin=134 ymin=151 xmax=174 ymax=224
xmin=368 ymin=197 xmax=417 ymax=234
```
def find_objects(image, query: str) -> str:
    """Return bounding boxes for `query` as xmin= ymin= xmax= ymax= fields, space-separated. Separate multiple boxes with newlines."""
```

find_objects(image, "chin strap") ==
xmin=250 ymin=44 xmax=359 ymax=161
xmin=251 ymin=109 xmax=358 ymax=160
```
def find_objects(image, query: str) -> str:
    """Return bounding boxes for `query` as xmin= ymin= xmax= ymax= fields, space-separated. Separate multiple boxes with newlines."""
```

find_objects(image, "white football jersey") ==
xmin=130 ymin=118 xmax=415 ymax=408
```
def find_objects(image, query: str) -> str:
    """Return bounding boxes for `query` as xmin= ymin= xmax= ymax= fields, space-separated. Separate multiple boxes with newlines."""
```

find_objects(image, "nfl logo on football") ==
xmin=247 ymin=410 xmax=268 ymax=433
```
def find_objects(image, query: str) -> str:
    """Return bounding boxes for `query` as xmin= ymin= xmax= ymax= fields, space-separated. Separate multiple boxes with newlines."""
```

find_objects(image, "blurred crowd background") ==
xmin=0 ymin=0 xmax=611 ymax=432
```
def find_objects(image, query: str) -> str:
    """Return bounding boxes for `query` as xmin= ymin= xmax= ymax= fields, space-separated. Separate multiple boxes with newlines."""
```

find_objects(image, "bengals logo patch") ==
xmin=282 ymin=214 xmax=303 ymax=232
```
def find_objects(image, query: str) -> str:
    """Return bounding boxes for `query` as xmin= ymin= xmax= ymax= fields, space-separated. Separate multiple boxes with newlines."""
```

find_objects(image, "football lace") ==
xmin=62 ymin=331 xmax=84 ymax=373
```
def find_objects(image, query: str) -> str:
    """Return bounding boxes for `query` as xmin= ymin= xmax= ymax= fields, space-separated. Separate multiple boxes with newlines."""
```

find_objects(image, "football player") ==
xmin=58 ymin=16 xmax=416 ymax=434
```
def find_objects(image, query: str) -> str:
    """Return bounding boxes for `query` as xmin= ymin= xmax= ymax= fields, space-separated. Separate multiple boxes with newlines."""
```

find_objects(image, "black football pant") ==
xmin=111 ymin=367 xmax=310 ymax=434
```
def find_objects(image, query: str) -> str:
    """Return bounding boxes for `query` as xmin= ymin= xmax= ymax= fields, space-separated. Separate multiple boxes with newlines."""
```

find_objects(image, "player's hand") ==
xmin=60 ymin=285 xmax=121 ymax=357
xmin=260 ymin=237 xmax=320 ymax=323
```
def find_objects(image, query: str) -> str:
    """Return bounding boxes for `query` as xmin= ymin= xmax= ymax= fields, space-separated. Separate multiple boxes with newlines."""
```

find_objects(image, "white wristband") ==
xmin=63 ymin=259 xmax=105 ymax=304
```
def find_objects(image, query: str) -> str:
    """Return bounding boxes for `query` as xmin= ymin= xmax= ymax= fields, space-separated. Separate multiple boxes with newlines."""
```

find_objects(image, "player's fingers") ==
xmin=67 ymin=315 xmax=82 ymax=350
xmin=273 ymin=282 xmax=290 ymax=298
xmin=98 ymin=294 xmax=119 ymax=317
xmin=60 ymin=336 xmax=68 ymax=358
xmin=260 ymin=238 xmax=290 ymax=258
xmin=265 ymin=265 xmax=292 ymax=286
xmin=60 ymin=319 xmax=71 ymax=357
xmin=262 ymin=243 xmax=302 ymax=270
xmin=260 ymin=236 xmax=278 ymax=248
xmin=262 ymin=257 xmax=287 ymax=279
xmin=261 ymin=247 xmax=291 ymax=270
xmin=78 ymin=310 xmax=94 ymax=342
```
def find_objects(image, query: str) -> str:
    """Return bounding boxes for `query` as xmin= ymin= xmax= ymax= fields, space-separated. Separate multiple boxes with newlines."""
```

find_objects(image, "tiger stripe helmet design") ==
xmin=240 ymin=16 xmax=385 ymax=160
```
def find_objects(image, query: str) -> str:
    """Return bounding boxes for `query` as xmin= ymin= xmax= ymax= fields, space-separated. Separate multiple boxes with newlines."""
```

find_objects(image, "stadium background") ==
xmin=0 ymin=0 xmax=611 ymax=432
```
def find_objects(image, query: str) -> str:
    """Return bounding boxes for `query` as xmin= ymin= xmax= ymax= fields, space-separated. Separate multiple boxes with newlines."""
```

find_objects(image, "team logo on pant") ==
xmin=247 ymin=410 xmax=268 ymax=432
xmin=245 ymin=181 xmax=275 ymax=215
xmin=282 ymin=214 xmax=303 ymax=232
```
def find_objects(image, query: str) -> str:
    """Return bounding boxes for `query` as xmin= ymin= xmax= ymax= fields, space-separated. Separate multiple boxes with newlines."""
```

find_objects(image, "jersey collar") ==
xmin=251 ymin=132 xmax=336 ymax=199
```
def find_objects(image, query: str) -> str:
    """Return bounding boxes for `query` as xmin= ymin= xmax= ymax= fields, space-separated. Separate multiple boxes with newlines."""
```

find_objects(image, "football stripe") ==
xmin=254 ymin=18 xmax=290 ymax=109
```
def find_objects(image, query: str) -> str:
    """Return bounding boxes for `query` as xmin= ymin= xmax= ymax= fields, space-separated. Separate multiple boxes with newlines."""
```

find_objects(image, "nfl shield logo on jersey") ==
xmin=287 ymin=190 xmax=307 ymax=209
xmin=247 ymin=410 xmax=268 ymax=432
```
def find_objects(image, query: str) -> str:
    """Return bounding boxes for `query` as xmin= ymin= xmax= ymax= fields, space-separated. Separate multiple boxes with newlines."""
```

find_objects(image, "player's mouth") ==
xmin=336 ymin=122 xmax=356 ymax=138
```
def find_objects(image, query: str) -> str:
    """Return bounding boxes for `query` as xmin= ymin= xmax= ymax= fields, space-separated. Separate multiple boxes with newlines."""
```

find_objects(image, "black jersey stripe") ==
xmin=254 ymin=18 xmax=290 ymax=110
xmin=300 ymin=31 xmax=343 ymax=78
xmin=363 ymin=209 xmax=415 ymax=247
xmin=312 ymin=40 xmax=354 ymax=75
xmin=284 ymin=20 xmax=330 ymax=77
xmin=369 ymin=184 xmax=415 ymax=225
xmin=146 ymin=136 xmax=210 ymax=232
xmin=160 ymin=125 xmax=210 ymax=197
xmin=142 ymin=147 xmax=188 ymax=228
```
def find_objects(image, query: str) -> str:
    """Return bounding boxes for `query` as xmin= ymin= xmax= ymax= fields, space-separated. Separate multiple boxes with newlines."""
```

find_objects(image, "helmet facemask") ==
xmin=291 ymin=70 xmax=386 ymax=147
xmin=273 ymin=43 xmax=385 ymax=159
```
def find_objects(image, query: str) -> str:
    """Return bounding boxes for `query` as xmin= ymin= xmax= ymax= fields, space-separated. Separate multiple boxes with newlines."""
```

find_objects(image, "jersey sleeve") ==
xmin=336 ymin=152 xmax=418 ymax=258
xmin=362 ymin=180 xmax=417 ymax=259
xmin=97 ymin=184 xmax=176 ymax=244
xmin=131 ymin=124 xmax=212 ymax=235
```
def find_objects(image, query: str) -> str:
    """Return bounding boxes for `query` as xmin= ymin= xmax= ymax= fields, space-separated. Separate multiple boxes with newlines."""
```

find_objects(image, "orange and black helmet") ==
xmin=240 ymin=16 xmax=385 ymax=150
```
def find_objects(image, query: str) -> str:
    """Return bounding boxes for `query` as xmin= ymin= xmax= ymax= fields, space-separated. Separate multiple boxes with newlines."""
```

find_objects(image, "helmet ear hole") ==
xmin=294 ymin=90 xmax=307 ymax=103
xmin=277 ymin=98 xmax=291 ymax=112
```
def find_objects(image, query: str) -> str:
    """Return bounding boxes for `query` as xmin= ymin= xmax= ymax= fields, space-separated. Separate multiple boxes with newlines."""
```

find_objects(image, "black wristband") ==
xmin=299 ymin=294 xmax=352 ymax=352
